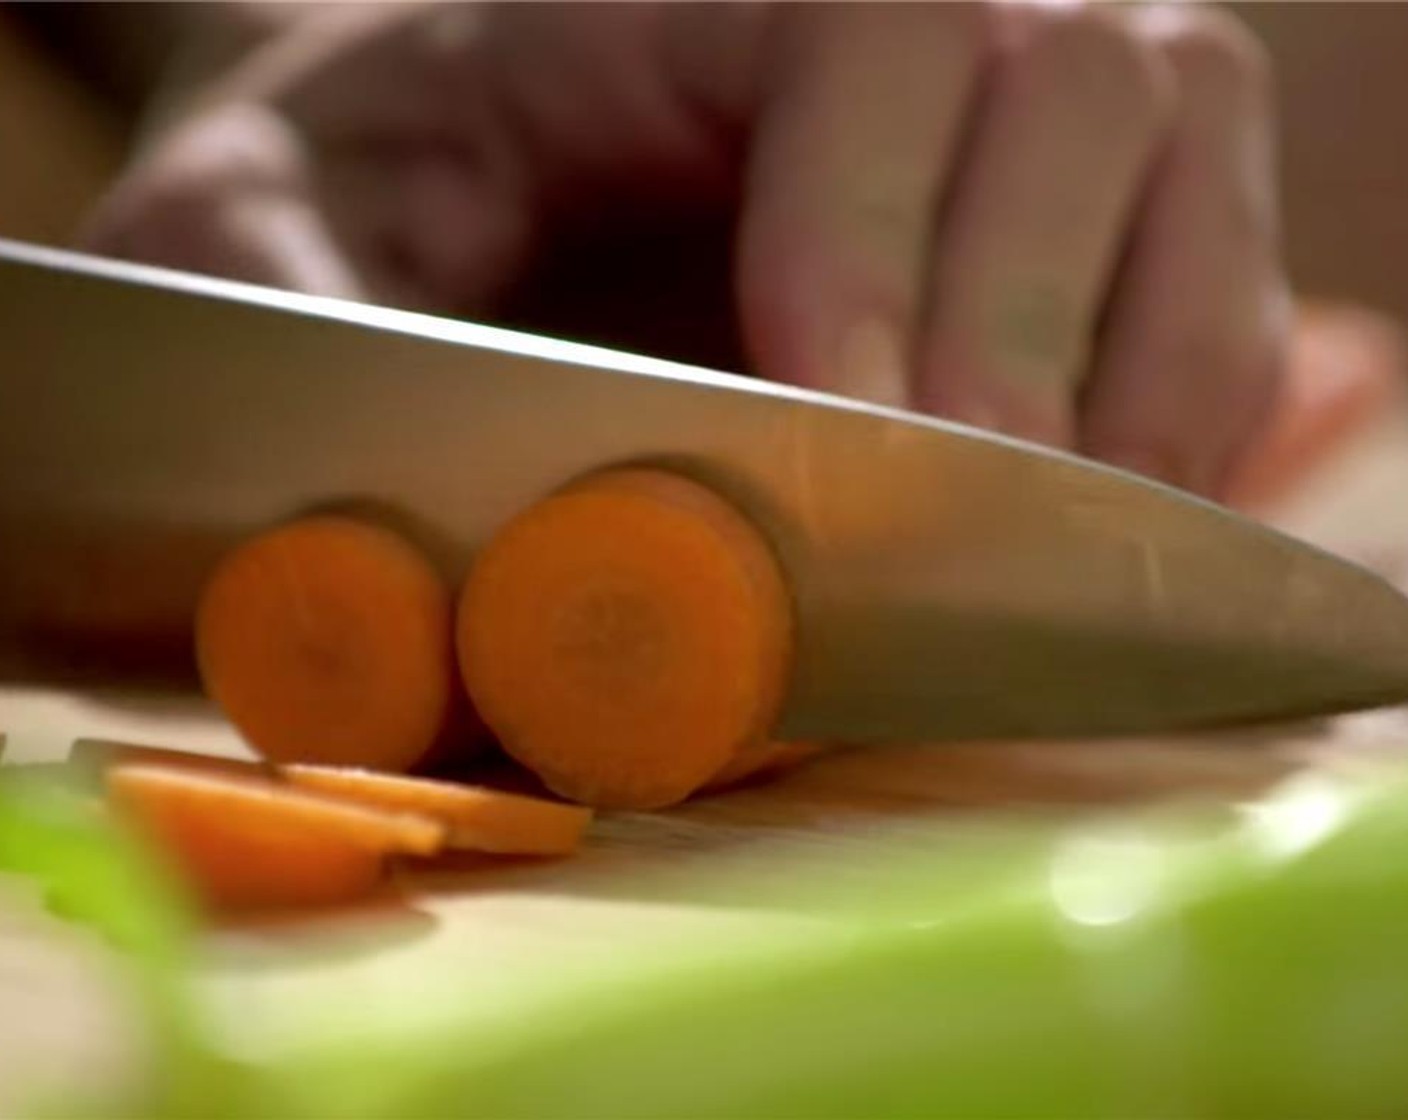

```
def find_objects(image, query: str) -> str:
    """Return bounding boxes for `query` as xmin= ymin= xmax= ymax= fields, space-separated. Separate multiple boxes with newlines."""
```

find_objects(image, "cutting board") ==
xmin=6 ymin=404 xmax=1408 ymax=1109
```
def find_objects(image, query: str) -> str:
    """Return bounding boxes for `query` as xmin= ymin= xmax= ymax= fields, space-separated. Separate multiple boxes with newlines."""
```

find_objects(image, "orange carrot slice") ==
xmin=457 ymin=467 xmax=795 ymax=810
xmin=107 ymin=764 xmax=444 ymax=912
xmin=282 ymin=764 xmax=593 ymax=856
xmin=703 ymin=741 xmax=828 ymax=793
xmin=69 ymin=738 xmax=268 ymax=777
xmin=196 ymin=515 xmax=459 ymax=772
xmin=1226 ymin=302 xmax=1405 ymax=510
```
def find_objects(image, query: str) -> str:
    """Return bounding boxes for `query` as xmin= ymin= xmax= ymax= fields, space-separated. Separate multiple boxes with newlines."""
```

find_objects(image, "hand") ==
xmin=83 ymin=1 xmax=1289 ymax=498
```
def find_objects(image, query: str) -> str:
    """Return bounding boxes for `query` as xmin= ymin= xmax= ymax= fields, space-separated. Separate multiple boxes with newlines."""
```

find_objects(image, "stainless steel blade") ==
xmin=3 ymin=237 xmax=1408 ymax=741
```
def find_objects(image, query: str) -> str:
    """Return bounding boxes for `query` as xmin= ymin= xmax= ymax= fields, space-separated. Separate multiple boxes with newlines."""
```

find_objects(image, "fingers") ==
xmin=1077 ymin=5 xmax=1288 ymax=497
xmin=736 ymin=2 xmax=989 ymax=408
xmin=737 ymin=0 xmax=1287 ymax=492
xmin=916 ymin=5 xmax=1174 ymax=447
xmin=82 ymin=104 xmax=366 ymax=301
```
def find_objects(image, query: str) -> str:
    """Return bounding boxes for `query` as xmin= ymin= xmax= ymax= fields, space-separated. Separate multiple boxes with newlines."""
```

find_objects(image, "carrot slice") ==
xmin=1226 ymin=302 xmax=1405 ymax=510
xmin=457 ymin=467 xmax=795 ymax=810
xmin=195 ymin=515 xmax=459 ymax=772
xmin=107 ymin=764 xmax=444 ymax=912
xmin=703 ymin=741 xmax=828 ymax=793
xmin=69 ymin=738 xmax=268 ymax=778
xmin=282 ymin=765 xmax=593 ymax=856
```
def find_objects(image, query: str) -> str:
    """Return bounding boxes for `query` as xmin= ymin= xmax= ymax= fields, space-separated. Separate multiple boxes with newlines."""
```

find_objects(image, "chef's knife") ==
xmin=2 ymin=237 xmax=1408 ymax=742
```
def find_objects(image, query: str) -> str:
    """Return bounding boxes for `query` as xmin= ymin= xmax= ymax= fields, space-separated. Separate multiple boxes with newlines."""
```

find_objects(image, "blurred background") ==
xmin=1 ymin=2 xmax=1405 ymax=322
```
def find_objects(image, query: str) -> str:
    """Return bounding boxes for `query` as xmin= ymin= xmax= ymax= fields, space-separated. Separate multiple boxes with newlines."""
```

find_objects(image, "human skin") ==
xmin=76 ymin=1 xmax=1287 ymax=499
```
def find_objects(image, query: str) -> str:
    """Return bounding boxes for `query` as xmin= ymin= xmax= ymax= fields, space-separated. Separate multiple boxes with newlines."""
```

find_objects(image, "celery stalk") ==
xmin=8 ymin=767 xmax=1408 ymax=1118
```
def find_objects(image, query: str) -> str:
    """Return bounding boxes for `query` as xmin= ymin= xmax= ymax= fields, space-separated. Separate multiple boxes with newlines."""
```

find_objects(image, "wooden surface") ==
xmin=5 ymin=407 xmax=1408 ymax=1108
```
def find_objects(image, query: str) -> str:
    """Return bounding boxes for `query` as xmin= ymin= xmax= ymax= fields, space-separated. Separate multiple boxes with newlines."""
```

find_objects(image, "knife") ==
xmin=2 ymin=236 xmax=1408 ymax=742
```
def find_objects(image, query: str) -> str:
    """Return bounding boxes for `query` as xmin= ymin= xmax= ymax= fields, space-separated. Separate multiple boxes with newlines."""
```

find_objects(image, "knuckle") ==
xmin=115 ymin=160 xmax=232 ymax=247
xmin=140 ymin=158 xmax=225 ymax=214
xmin=1155 ymin=5 xmax=1272 ymax=105
xmin=1020 ymin=6 xmax=1173 ymax=130
xmin=90 ymin=165 xmax=207 ymax=251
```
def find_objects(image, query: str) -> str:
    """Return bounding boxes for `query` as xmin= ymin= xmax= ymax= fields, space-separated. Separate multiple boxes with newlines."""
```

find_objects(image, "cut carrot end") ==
xmin=282 ymin=765 xmax=593 ymax=856
xmin=1226 ymin=302 xmax=1406 ymax=510
xmin=107 ymin=764 xmax=444 ymax=912
xmin=196 ymin=515 xmax=459 ymax=773
xmin=457 ymin=467 xmax=795 ymax=810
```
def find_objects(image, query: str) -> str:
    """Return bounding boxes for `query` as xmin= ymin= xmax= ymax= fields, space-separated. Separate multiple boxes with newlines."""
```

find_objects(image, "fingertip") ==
xmin=926 ymin=374 xmax=1076 ymax=448
xmin=918 ymin=296 xmax=1083 ymax=449
xmin=735 ymin=197 xmax=915 ymax=409
xmin=833 ymin=316 xmax=911 ymax=410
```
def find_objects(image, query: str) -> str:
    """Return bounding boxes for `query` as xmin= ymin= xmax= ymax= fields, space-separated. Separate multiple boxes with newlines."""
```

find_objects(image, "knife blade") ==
xmin=2 ymin=236 xmax=1408 ymax=742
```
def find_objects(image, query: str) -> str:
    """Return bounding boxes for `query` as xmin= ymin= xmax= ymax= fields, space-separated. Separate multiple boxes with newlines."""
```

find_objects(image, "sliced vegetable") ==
xmin=195 ymin=515 xmax=461 ymax=772
xmin=106 ymin=764 xmax=444 ymax=913
xmin=457 ymin=467 xmax=795 ymax=810
xmin=282 ymin=765 xmax=593 ymax=856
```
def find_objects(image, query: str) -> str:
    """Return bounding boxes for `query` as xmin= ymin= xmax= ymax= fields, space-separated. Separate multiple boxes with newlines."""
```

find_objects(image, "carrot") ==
xmin=69 ymin=738 xmax=268 ymax=778
xmin=1226 ymin=302 xmax=1405 ymax=510
xmin=195 ymin=515 xmax=461 ymax=773
xmin=282 ymin=765 xmax=593 ymax=856
xmin=457 ymin=467 xmax=795 ymax=811
xmin=703 ymin=741 xmax=828 ymax=793
xmin=106 ymin=764 xmax=444 ymax=912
